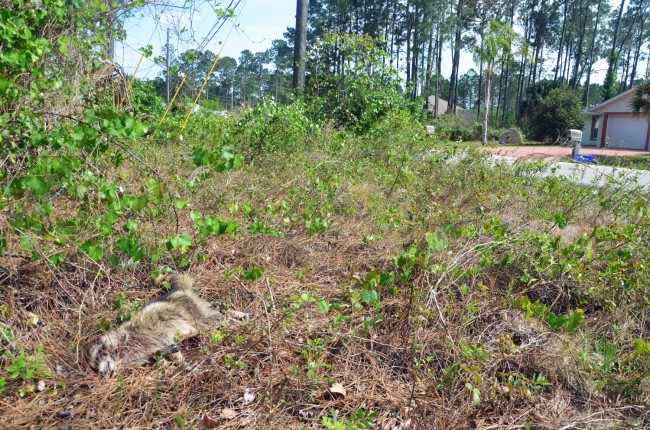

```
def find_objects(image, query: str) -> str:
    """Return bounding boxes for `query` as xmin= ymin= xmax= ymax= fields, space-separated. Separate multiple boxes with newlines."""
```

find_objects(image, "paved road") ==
xmin=489 ymin=155 xmax=650 ymax=190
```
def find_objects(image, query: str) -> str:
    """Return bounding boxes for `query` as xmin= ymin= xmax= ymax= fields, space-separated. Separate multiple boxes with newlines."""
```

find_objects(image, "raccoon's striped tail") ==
xmin=154 ymin=273 xmax=195 ymax=292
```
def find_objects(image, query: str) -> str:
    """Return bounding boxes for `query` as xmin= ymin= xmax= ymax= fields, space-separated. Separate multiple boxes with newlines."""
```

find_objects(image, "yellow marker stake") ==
xmin=180 ymin=53 xmax=221 ymax=135
xmin=119 ymin=53 xmax=146 ymax=111
xmin=152 ymin=75 xmax=187 ymax=138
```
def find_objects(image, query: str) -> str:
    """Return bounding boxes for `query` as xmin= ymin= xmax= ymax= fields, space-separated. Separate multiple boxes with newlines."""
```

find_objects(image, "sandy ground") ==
xmin=483 ymin=145 xmax=650 ymax=160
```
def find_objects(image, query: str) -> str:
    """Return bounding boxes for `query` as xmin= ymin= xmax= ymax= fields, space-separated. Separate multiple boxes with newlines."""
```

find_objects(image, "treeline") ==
xmin=147 ymin=0 xmax=648 ymax=129
xmin=149 ymin=41 xmax=295 ymax=110
xmin=301 ymin=0 xmax=648 ymax=122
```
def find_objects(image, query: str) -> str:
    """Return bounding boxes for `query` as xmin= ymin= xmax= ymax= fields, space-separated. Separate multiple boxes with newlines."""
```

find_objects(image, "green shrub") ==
xmin=361 ymin=108 xmax=424 ymax=155
xmin=432 ymin=114 xmax=481 ymax=141
xmin=488 ymin=127 xmax=508 ymax=141
xmin=200 ymin=98 xmax=224 ymax=111
xmin=129 ymin=80 xmax=166 ymax=116
xmin=302 ymin=33 xmax=407 ymax=133
xmin=230 ymin=97 xmax=317 ymax=156
xmin=527 ymin=86 xmax=583 ymax=142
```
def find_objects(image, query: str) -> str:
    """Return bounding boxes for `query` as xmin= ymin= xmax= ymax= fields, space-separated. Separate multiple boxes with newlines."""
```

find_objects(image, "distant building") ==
xmin=426 ymin=95 xmax=476 ymax=121
xmin=582 ymin=87 xmax=650 ymax=150
xmin=426 ymin=95 xmax=449 ymax=116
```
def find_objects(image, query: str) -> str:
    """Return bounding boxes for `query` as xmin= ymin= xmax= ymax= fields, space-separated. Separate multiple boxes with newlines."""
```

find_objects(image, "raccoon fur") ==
xmin=88 ymin=274 xmax=245 ymax=375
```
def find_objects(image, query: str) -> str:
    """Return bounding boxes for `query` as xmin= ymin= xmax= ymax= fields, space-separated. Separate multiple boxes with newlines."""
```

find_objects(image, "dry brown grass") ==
xmin=1 ymin=148 xmax=648 ymax=429
xmin=1 ymin=225 xmax=648 ymax=429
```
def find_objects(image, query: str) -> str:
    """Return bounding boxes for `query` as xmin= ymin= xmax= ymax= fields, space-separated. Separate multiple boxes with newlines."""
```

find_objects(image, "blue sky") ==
xmin=117 ymin=0 xmax=296 ymax=80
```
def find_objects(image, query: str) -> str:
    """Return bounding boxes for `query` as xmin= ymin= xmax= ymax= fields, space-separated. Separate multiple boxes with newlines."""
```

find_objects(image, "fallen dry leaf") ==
xmin=199 ymin=412 xmax=219 ymax=429
xmin=325 ymin=382 xmax=347 ymax=400
xmin=220 ymin=408 xmax=237 ymax=420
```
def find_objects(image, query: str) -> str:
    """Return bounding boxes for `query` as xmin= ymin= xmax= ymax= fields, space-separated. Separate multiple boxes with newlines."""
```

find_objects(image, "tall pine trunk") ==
xmin=449 ymin=0 xmax=464 ymax=113
xmin=584 ymin=0 xmax=602 ymax=106
xmin=435 ymin=22 xmax=443 ymax=118
xmin=603 ymin=0 xmax=626 ymax=100
xmin=554 ymin=0 xmax=568 ymax=82
xmin=424 ymin=24 xmax=434 ymax=99
xmin=405 ymin=0 xmax=412 ymax=87
xmin=502 ymin=1 xmax=515 ymax=124
xmin=628 ymin=9 xmax=647 ymax=88
xmin=482 ymin=68 xmax=492 ymax=146
xmin=629 ymin=37 xmax=642 ymax=88
xmin=571 ymin=3 xmax=589 ymax=89
xmin=477 ymin=54 xmax=484 ymax=121
xmin=410 ymin=4 xmax=420 ymax=100
xmin=292 ymin=0 xmax=308 ymax=89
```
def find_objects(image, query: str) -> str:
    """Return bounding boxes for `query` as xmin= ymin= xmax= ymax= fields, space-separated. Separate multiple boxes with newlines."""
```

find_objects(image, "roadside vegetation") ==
xmin=1 ymin=2 xmax=649 ymax=429
xmin=597 ymin=155 xmax=650 ymax=171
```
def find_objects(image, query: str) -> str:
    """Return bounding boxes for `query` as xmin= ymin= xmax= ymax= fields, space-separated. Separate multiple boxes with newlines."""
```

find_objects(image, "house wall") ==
xmin=582 ymin=89 xmax=650 ymax=150
xmin=581 ymin=116 xmax=599 ymax=146
xmin=590 ymin=92 xmax=634 ymax=113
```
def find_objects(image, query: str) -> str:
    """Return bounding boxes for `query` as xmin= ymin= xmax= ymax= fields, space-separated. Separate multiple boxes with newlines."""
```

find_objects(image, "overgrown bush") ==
xmin=2 ymin=2 xmax=649 ymax=427
xmin=0 ymin=0 xmax=242 ymax=269
xmin=229 ymin=97 xmax=318 ymax=156
xmin=200 ymin=98 xmax=224 ymax=112
xmin=487 ymin=127 xmax=509 ymax=141
xmin=359 ymin=108 xmax=425 ymax=157
xmin=431 ymin=114 xmax=481 ymax=141
xmin=519 ymin=79 xmax=562 ymax=119
xmin=303 ymin=33 xmax=408 ymax=133
xmin=129 ymin=80 xmax=166 ymax=116
xmin=527 ymin=86 xmax=584 ymax=142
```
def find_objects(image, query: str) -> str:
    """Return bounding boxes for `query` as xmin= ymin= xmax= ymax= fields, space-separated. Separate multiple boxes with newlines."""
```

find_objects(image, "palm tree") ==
xmin=630 ymin=82 xmax=650 ymax=116
xmin=473 ymin=21 xmax=525 ymax=145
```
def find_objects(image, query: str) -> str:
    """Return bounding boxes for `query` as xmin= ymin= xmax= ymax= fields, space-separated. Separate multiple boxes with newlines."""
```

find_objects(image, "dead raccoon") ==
xmin=88 ymin=274 xmax=248 ymax=375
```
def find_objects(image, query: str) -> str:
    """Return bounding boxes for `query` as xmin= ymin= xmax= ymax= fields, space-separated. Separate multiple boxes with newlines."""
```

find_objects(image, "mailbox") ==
xmin=565 ymin=129 xmax=582 ymax=143
xmin=565 ymin=129 xmax=583 ymax=159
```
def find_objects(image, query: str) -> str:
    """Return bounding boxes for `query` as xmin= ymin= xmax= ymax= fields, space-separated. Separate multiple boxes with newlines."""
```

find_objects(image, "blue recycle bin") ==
xmin=573 ymin=153 xmax=595 ymax=163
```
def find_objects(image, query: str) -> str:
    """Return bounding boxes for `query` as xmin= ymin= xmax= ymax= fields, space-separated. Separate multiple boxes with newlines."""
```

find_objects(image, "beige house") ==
xmin=426 ymin=95 xmax=449 ymax=116
xmin=582 ymin=88 xmax=650 ymax=150
xmin=426 ymin=95 xmax=475 ymax=121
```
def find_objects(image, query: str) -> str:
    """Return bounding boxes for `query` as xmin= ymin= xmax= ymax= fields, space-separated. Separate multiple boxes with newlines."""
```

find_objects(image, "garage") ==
xmin=582 ymin=87 xmax=650 ymax=150
xmin=604 ymin=114 xmax=649 ymax=150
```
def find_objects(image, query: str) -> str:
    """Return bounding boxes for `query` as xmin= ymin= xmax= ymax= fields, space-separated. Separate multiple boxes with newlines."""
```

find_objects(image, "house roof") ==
xmin=426 ymin=96 xmax=449 ymax=115
xmin=586 ymin=87 xmax=636 ymax=113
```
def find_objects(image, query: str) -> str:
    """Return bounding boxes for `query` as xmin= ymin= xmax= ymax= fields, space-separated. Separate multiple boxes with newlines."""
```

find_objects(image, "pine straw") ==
xmin=1 ymin=224 xmax=648 ymax=429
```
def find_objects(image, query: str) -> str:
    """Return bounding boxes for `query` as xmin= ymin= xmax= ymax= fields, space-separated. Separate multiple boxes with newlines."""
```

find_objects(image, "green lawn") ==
xmin=596 ymin=154 xmax=650 ymax=170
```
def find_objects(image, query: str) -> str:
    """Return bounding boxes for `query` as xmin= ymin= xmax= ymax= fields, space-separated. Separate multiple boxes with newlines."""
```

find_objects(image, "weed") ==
xmin=223 ymin=354 xmax=246 ymax=369
xmin=321 ymin=408 xmax=377 ymax=430
xmin=173 ymin=412 xmax=189 ymax=428
xmin=4 ymin=345 xmax=49 ymax=397
xmin=112 ymin=294 xmax=143 ymax=324
xmin=5 ymin=346 xmax=48 ymax=381
xmin=0 ymin=322 xmax=14 ymax=344
xmin=210 ymin=330 xmax=226 ymax=344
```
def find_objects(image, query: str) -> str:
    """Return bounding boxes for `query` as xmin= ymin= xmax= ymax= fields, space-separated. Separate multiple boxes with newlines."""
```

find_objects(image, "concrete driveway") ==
xmin=480 ymin=146 xmax=650 ymax=190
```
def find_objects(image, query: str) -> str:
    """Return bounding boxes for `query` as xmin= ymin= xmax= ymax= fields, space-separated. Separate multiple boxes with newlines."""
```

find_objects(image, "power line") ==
xmin=197 ymin=0 xmax=245 ymax=53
